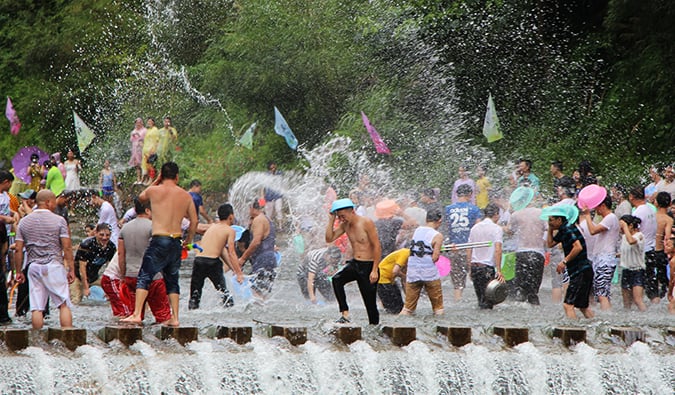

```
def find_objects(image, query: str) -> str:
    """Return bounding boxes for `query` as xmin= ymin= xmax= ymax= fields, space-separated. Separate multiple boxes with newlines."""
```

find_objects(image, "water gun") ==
xmin=441 ymin=241 xmax=493 ymax=252
xmin=181 ymin=243 xmax=203 ymax=259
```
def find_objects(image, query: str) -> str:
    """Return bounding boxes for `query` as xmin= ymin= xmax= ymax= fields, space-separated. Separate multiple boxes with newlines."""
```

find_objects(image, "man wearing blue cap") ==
xmin=189 ymin=203 xmax=244 ymax=309
xmin=326 ymin=198 xmax=381 ymax=324
xmin=545 ymin=206 xmax=594 ymax=319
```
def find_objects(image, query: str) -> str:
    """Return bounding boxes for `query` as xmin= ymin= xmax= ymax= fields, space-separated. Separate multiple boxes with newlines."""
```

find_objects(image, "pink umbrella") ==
xmin=12 ymin=146 xmax=50 ymax=184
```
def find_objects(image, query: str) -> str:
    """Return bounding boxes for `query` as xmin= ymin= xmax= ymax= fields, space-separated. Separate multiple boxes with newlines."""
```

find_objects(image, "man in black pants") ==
xmin=188 ymin=204 xmax=245 ymax=309
xmin=325 ymin=198 xmax=381 ymax=324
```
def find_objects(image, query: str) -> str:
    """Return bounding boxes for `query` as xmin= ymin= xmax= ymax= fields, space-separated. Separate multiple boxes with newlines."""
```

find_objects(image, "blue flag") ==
xmin=274 ymin=107 xmax=298 ymax=150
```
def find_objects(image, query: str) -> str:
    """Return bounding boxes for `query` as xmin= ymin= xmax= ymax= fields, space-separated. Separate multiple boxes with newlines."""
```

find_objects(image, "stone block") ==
xmin=156 ymin=326 xmax=198 ymax=346
xmin=437 ymin=326 xmax=472 ymax=347
xmin=100 ymin=326 xmax=143 ymax=346
xmin=210 ymin=326 xmax=252 ymax=345
xmin=383 ymin=326 xmax=416 ymax=346
xmin=551 ymin=327 xmax=586 ymax=347
xmin=610 ymin=327 xmax=645 ymax=346
xmin=0 ymin=328 xmax=29 ymax=351
xmin=493 ymin=326 xmax=528 ymax=347
xmin=268 ymin=325 xmax=307 ymax=346
xmin=334 ymin=325 xmax=361 ymax=344
xmin=47 ymin=327 xmax=87 ymax=351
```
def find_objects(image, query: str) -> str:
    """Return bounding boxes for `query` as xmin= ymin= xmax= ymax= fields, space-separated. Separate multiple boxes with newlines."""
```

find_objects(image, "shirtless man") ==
xmin=122 ymin=162 xmax=197 ymax=326
xmin=325 ymin=198 xmax=381 ymax=324
xmin=188 ymin=203 xmax=244 ymax=309
xmin=651 ymin=192 xmax=673 ymax=304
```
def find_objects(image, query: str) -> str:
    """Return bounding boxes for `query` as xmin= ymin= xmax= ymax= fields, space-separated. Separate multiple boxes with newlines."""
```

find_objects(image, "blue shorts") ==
xmin=621 ymin=268 xmax=645 ymax=290
xmin=137 ymin=236 xmax=182 ymax=294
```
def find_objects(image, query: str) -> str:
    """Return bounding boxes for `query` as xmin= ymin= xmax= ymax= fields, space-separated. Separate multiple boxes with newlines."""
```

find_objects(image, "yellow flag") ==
xmin=73 ymin=111 xmax=95 ymax=152
xmin=482 ymin=94 xmax=503 ymax=143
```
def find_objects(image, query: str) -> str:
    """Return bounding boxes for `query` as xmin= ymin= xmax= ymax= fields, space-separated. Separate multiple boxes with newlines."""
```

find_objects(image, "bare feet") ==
xmin=120 ymin=315 xmax=143 ymax=325
xmin=161 ymin=319 xmax=179 ymax=327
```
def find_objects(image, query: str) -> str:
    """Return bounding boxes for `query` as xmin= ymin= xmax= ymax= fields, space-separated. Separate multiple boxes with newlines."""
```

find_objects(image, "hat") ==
xmin=540 ymin=204 xmax=578 ymax=224
xmin=330 ymin=198 xmax=355 ymax=214
xmin=509 ymin=187 xmax=535 ymax=212
xmin=375 ymin=199 xmax=400 ymax=219
xmin=19 ymin=189 xmax=36 ymax=200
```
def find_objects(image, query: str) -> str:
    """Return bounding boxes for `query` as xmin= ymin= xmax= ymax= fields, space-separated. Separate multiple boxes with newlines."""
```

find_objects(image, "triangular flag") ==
xmin=482 ymin=93 xmax=503 ymax=143
xmin=239 ymin=122 xmax=256 ymax=150
xmin=73 ymin=111 xmax=95 ymax=152
xmin=361 ymin=111 xmax=390 ymax=154
xmin=5 ymin=97 xmax=21 ymax=135
xmin=274 ymin=107 xmax=298 ymax=150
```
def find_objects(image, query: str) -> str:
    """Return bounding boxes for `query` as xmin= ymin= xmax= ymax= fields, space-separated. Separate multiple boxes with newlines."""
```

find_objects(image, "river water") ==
xmin=1 ymin=248 xmax=673 ymax=394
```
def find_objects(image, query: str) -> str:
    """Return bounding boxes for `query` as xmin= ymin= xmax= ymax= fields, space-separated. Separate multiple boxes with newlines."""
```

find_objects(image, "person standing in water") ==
xmin=122 ymin=162 xmax=197 ymax=326
xmin=399 ymin=209 xmax=445 ymax=316
xmin=326 ymin=198 xmax=381 ymax=324
xmin=14 ymin=190 xmax=75 ymax=329
xmin=237 ymin=199 xmax=277 ymax=299
xmin=545 ymin=206 xmax=594 ymax=319
xmin=189 ymin=203 xmax=244 ymax=309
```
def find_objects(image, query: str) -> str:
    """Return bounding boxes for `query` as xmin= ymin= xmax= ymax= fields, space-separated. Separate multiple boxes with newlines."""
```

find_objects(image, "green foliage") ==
xmin=0 ymin=0 xmax=672 ymax=196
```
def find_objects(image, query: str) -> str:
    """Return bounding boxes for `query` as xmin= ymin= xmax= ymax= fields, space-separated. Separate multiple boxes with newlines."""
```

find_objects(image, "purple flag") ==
xmin=361 ymin=111 xmax=390 ymax=154
xmin=5 ymin=97 xmax=21 ymax=135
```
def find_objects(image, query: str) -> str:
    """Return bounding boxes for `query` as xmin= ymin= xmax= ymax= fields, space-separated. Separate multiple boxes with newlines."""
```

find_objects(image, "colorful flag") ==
xmin=73 ymin=111 xmax=95 ymax=152
xmin=361 ymin=111 xmax=390 ymax=154
xmin=239 ymin=121 xmax=256 ymax=150
xmin=482 ymin=93 xmax=503 ymax=143
xmin=274 ymin=107 xmax=298 ymax=150
xmin=5 ymin=97 xmax=21 ymax=135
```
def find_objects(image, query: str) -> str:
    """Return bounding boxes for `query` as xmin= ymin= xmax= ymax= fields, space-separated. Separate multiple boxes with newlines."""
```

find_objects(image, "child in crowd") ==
xmin=619 ymin=215 xmax=647 ymax=312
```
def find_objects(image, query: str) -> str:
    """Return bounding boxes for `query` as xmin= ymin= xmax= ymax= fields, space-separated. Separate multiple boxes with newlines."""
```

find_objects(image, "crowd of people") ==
xmin=2 ymin=150 xmax=675 ymax=331
xmin=298 ymin=160 xmax=675 ymax=324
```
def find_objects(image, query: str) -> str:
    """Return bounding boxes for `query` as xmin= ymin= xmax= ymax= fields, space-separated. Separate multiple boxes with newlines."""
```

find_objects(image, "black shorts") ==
xmin=564 ymin=268 xmax=593 ymax=309
xmin=621 ymin=268 xmax=645 ymax=289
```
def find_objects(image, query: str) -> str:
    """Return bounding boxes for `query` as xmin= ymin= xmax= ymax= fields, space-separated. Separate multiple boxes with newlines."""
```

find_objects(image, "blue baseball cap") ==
xmin=330 ymin=198 xmax=355 ymax=214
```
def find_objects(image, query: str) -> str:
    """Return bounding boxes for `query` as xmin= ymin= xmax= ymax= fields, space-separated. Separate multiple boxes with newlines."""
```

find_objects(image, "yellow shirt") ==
xmin=378 ymin=248 xmax=410 ymax=284
xmin=143 ymin=126 xmax=160 ymax=156
xmin=476 ymin=176 xmax=491 ymax=209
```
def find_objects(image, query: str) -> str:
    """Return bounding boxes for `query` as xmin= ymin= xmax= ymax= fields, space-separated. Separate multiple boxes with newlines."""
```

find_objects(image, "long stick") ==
xmin=441 ymin=241 xmax=493 ymax=251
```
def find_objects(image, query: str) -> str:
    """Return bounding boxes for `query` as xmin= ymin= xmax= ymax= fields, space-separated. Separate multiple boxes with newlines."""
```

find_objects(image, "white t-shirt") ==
xmin=619 ymin=232 xmax=645 ymax=270
xmin=98 ymin=201 xmax=120 ymax=246
xmin=632 ymin=204 xmax=656 ymax=251
xmin=468 ymin=218 xmax=503 ymax=266
xmin=593 ymin=213 xmax=620 ymax=256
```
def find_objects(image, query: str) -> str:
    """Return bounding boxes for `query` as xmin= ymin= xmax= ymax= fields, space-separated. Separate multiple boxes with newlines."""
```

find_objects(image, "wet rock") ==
xmin=0 ymin=328 xmax=30 ymax=351
xmin=493 ymin=326 xmax=528 ymax=347
xmin=268 ymin=325 xmax=307 ymax=346
xmin=208 ymin=325 xmax=252 ymax=344
xmin=100 ymin=326 xmax=143 ymax=346
xmin=333 ymin=325 xmax=361 ymax=344
xmin=551 ymin=327 xmax=586 ymax=347
xmin=47 ymin=327 xmax=87 ymax=351
xmin=156 ymin=326 xmax=198 ymax=346
xmin=437 ymin=326 xmax=472 ymax=347
xmin=383 ymin=326 xmax=416 ymax=346
xmin=610 ymin=327 xmax=645 ymax=346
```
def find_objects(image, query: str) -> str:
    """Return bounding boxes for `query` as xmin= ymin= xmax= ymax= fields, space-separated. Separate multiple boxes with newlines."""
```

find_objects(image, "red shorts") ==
xmin=101 ymin=275 xmax=132 ymax=317
xmin=124 ymin=277 xmax=171 ymax=323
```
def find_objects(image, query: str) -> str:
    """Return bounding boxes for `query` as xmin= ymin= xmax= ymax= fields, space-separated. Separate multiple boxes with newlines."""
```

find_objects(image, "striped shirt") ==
xmin=16 ymin=209 xmax=70 ymax=265
xmin=297 ymin=248 xmax=330 ymax=276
